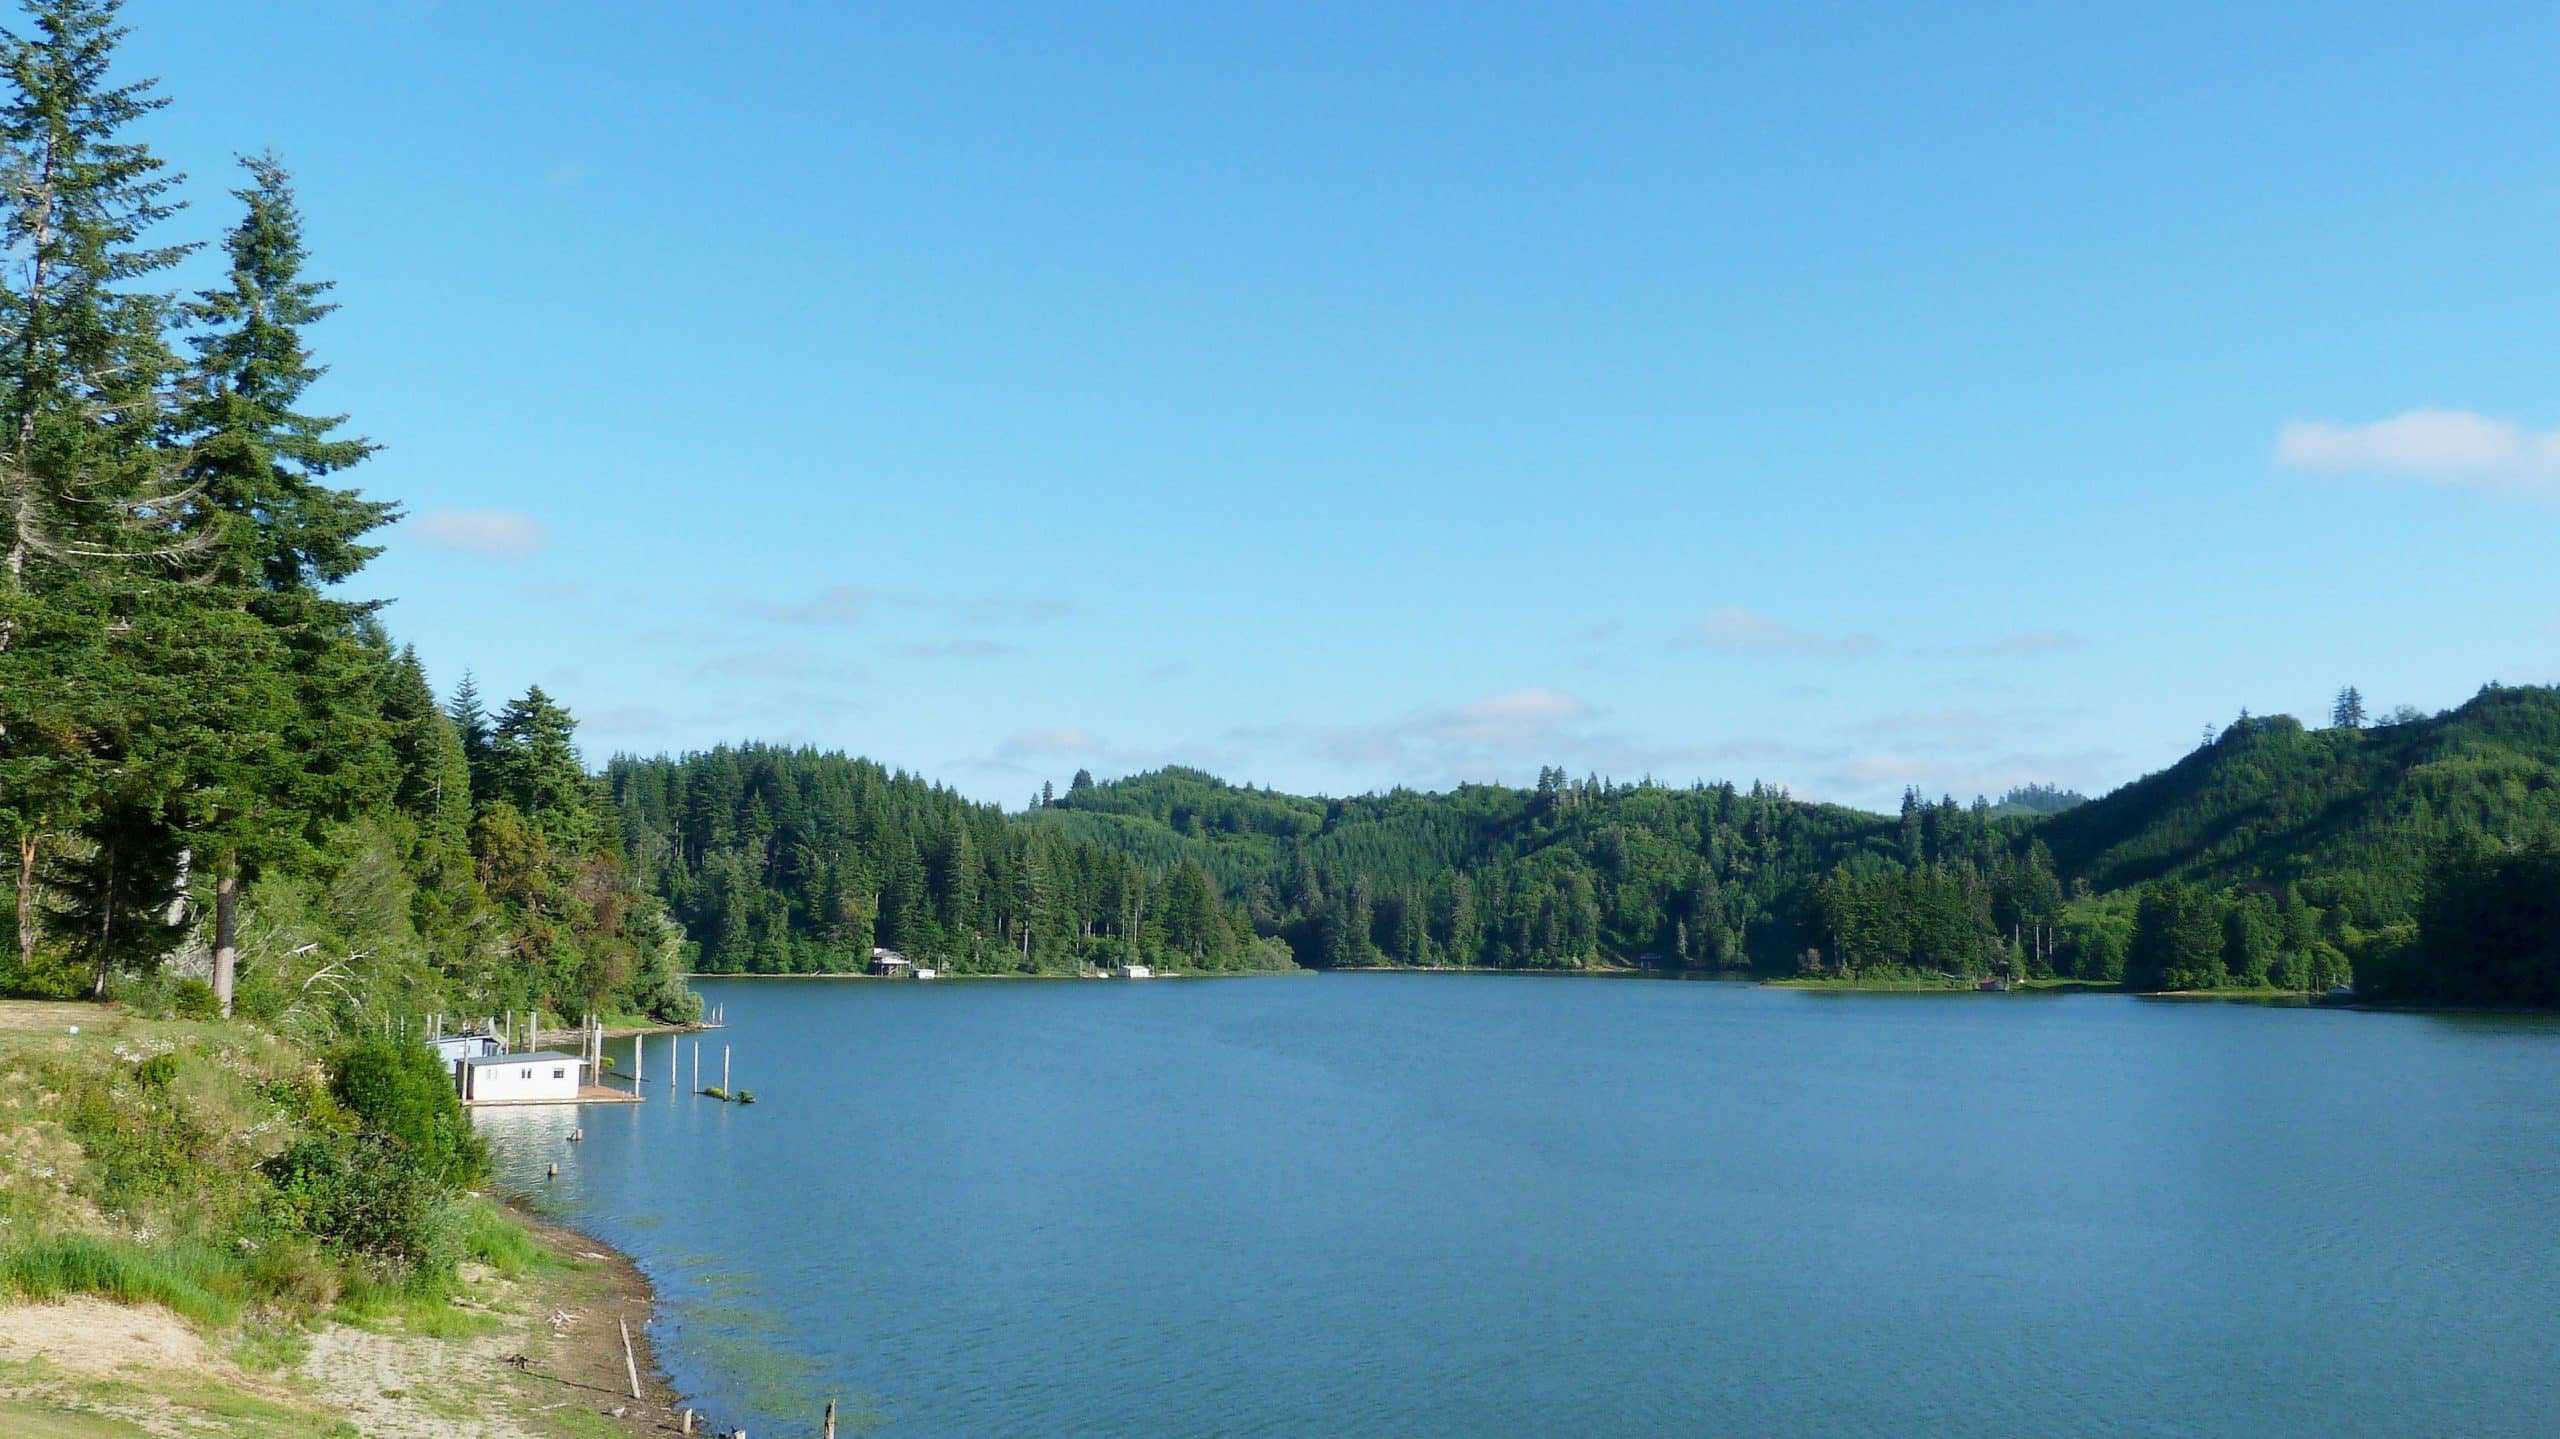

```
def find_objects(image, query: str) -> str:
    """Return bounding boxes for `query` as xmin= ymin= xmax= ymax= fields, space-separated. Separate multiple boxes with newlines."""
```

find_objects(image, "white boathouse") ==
xmin=458 ymin=1051 xmax=581 ymax=1105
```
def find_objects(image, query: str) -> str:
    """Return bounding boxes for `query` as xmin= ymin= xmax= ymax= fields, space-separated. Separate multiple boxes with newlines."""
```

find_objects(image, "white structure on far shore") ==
xmin=458 ymin=1051 xmax=580 ymax=1105
xmin=1119 ymin=963 xmax=1154 ymax=979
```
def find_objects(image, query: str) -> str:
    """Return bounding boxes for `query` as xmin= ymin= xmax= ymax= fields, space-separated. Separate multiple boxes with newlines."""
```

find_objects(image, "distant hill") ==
xmin=606 ymin=686 xmax=2560 ymax=998
xmin=2035 ymin=684 xmax=2560 ymax=921
xmin=1036 ymin=765 xmax=1923 ymax=970
xmin=1019 ymin=685 xmax=2560 ymax=997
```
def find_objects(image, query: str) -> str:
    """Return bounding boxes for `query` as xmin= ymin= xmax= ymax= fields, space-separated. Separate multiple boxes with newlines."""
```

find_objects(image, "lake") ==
xmin=481 ymin=975 xmax=2560 ymax=1437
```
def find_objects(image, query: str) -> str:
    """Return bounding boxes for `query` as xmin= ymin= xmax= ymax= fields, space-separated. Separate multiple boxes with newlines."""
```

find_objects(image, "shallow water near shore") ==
xmin=482 ymin=974 xmax=2560 ymax=1437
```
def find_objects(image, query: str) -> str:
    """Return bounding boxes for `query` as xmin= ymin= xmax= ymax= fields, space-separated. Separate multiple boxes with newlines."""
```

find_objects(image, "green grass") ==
xmin=0 ymin=1235 xmax=244 ymax=1327
xmin=0 ymin=1399 xmax=156 ymax=1438
xmin=457 ymin=1199 xmax=559 ymax=1278
xmin=332 ymin=1275 xmax=500 ymax=1339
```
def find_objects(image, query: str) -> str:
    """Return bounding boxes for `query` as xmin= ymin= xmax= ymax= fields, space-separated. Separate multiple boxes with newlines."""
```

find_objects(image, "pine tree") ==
xmin=445 ymin=670 xmax=489 ymax=772
xmin=2331 ymin=686 xmax=2367 ymax=730
xmin=484 ymin=686 xmax=590 ymax=846
xmin=0 ymin=0 xmax=192 ymax=978
xmin=177 ymin=152 xmax=386 ymax=595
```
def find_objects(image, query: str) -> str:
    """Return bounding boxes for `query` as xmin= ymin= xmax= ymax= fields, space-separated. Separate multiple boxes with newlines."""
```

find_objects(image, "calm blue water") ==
xmin=481 ymin=975 xmax=2560 ymax=1437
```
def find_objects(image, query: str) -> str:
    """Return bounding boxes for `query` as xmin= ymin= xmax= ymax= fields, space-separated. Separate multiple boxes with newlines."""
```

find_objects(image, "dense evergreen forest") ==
xmin=607 ymin=748 xmax=1292 ymax=975
xmin=1000 ymin=686 xmax=2560 ymax=1000
xmin=609 ymin=688 xmax=2560 ymax=1003
xmin=0 ymin=2 xmax=693 ymax=1028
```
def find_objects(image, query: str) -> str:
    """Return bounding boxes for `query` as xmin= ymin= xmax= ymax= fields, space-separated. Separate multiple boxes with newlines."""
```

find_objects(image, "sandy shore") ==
xmin=0 ymin=1206 xmax=700 ymax=1438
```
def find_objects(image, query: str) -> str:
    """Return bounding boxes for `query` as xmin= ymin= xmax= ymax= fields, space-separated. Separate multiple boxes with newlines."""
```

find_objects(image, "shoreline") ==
xmin=685 ymin=967 xmax=1306 ymax=981
xmin=500 ymin=1201 xmax=694 ymax=1437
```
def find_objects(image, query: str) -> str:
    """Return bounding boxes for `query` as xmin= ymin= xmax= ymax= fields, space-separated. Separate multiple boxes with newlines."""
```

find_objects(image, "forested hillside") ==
xmin=1020 ymin=687 xmax=2560 ymax=1000
xmin=1034 ymin=765 xmax=2055 ymax=973
xmin=2039 ymin=684 xmax=2560 ymax=917
xmin=608 ymin=748 xmax=1293 ymax=975
xmin=0 ymin=2 xmax=692 ymax=1029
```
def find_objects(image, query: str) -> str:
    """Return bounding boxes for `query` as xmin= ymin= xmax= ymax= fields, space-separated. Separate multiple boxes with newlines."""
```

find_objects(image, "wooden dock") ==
xmin=463 ymin=1083 xmax=642 ymax=1108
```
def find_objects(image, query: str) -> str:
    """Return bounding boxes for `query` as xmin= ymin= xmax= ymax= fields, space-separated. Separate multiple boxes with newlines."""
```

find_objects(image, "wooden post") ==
xmin=722 ymin=1044 xmax=730 ymax=1092
xmin=619 ymin=1315 xmax=642 ymax=1401
xmin=824 ymin=1398 xmax=836 ymax=1438
xmin=634 ymin=1032 xmax=643 ymax=1083
xmin=679 ymin=1409 xmax=694 ymax=1435
xmin=693 ymin=1040 xmax=700 ymax=1092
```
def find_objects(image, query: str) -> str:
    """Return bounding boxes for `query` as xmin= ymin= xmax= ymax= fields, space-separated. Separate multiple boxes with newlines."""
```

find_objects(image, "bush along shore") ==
xmin=0 ymin=998 xmax=706 ymax=1437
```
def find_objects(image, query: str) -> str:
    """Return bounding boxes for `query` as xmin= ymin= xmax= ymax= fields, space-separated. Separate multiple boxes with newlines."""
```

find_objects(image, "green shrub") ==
xmin=136 ymin=1052 xmax=181 ymax=1089
xmin=328 ymin=1037 xmax=485 ymax=1185
xmin=241 ymin=1236 xmax=345 ymax=1311
xmin=735 ymin=1089 xmax=755 ymax=1104
xmin=60 ymin=1068 xmax=224 ymax=1217
xmin=171 ymin=978 xmax=220 ymax=1020
xmin=262 ymin=1132 xmax=462 ymax=1287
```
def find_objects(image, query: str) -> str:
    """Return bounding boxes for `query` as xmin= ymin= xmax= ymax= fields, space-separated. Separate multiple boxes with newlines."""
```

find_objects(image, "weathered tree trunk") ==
xmin=212 ymin=864 xmax=241 ymax=1018
xmin=15 ymin=831 xmax=35 ymax=976
xmin=91 ymin=833 xmax=114 ymax=1000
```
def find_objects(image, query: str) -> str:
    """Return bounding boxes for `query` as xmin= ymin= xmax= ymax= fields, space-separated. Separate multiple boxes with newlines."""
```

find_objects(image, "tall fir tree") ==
xmin=166 ymin=152 xmax=393 ymax=1014
xmin=0 ymin=0 xmax=192 ymax=980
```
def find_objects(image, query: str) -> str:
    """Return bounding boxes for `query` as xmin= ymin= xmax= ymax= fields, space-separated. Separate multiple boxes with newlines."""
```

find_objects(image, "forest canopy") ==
xmin=0 ymin=0 xmax=693 ymax=1029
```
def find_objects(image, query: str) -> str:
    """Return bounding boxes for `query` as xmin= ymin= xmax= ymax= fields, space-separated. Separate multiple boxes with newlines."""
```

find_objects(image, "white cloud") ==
xmin=955 ymin=728 xmax=1242 ymax=782
xmin=2276 ymin=409 xmax=2560 ymax=498
xmin=741 ymin=584 xmax=880 ymax=626
xmin=408 ymin=508 xmax=544 ymax=560
xmin=892 ymin=638 xmax=1022 ymax=660
xmin=1927 ymin=629 xmax=2086 ymax=659
xmin=1675 ymin=607 xmax=1882 ymax=660
xmin=998 ymin=727 xmax=1104 ymax=759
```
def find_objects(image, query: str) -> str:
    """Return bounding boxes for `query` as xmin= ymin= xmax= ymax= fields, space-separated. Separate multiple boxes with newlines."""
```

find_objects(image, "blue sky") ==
xmin=122 ymin=1 xmax=2560 ymax=810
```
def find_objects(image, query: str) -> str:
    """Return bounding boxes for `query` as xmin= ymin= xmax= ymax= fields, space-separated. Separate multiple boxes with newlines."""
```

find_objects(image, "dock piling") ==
xmin=619 ymin=1315 xmax=642 ymax=1400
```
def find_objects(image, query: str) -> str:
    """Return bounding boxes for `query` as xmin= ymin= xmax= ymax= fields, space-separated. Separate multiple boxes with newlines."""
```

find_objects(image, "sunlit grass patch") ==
xmin=0 ymin=1235 xmax=244 ymax=1327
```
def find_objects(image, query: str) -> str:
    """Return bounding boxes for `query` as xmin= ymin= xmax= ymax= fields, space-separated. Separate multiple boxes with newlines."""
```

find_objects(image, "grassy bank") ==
xmin=0 ymin=999 xmax=682 ymax=1437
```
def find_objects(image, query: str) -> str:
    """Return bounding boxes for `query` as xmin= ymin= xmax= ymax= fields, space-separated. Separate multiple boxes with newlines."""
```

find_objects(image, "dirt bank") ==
xmin=0 ymin=1210 xmax=698 ymax=1438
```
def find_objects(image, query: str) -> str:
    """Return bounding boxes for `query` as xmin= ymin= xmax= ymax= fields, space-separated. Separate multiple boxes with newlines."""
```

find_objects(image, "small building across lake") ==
xmin=458 ymin=1051 xmax=581 ymax=1105
xmin=429 ymin=1031 xmax=504 ymax=1066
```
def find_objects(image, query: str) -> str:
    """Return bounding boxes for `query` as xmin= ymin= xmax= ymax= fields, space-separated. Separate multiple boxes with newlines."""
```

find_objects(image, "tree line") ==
xmin=609 ymin=746 xmax=1293 ymax=975
xmin=1033 ymin=687 xmax=2560 ymax=1000
xmin=0 ymin=0 xmax=692 ymax=1028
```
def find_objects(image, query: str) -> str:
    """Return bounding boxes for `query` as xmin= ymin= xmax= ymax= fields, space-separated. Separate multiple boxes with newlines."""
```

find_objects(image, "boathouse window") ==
xmin=552 ymin=1068 xmax=566 ymax=1079
xmin=519 ymin=1067 xmax=532 ymax=1079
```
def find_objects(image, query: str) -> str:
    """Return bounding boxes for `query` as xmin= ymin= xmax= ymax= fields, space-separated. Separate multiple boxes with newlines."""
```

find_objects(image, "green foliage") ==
xmin=260 ymin=1132 xmax=460 ymax=1286
xmin=2127 ymin=882 xmax=2227 ymax=991
xmin=2039 ymin=686 xmax=2560 ymax=925
xmin=2371 ymin=838 xmax=2560 ymax=1005
xmin=0 ymin=3 xmax=698 ymax=1035
xmin=0 ymin=1235 xmax=244 ymax=1327
xmin=454 ymin=1198 xmax=556 ymax=1277
xmin=610 ymin=746 xmax=1293 ymax=976
xmin=326 ymin=1037 xmax=485 ymax=1187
